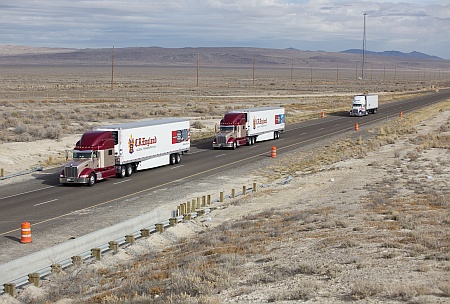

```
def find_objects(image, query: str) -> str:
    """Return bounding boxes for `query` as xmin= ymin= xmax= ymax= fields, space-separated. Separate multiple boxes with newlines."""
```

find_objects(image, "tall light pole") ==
xmin=362 ymin=13 xmax=367 ymax=80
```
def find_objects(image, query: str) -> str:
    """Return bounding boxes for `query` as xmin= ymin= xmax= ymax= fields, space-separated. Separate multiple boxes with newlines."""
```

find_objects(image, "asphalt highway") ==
xmin=1 ymin=89 xmax=449 ymax=241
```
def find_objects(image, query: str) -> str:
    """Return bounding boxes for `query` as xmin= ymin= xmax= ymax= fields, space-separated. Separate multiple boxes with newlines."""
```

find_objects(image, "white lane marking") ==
xmin=0 ymin=186 xmax=54 ymax=200
xmin=113 ymin=179 xmax=131 ymax=185
xmin=188 ymin=149 xmax=208 ymax=154
xmin=34 ymin=198 xmax=58 ymax=207
xmin=215 ymin=154 xmax=226 ymax=157
xmin=171 ymin=165 xmax=184 ymax=169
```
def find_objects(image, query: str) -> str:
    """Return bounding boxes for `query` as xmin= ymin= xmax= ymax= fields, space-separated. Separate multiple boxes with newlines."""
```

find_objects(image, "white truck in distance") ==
xmin=349 ymin=94 xmax=379 ymax=116
xmin=60 ymin=118 xmax=190 ymax=186
xmin=212 ymin=107 xmax=285 ymax=149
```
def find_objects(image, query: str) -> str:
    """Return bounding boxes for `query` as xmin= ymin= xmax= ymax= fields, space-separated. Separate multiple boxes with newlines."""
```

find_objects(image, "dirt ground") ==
xmin=0 ymin=103 xmax=449 ymax=303
xmin=0 ymin=63 xmax=449 ymax=303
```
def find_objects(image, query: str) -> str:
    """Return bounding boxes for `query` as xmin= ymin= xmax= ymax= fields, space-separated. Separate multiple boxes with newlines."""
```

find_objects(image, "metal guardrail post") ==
xmin=155 ymin=224 xmax=164 ymax=233
xmin=169 ymin=218 xmax=178 ymax=226
xmin=71 ymin=256 xmax=83 ymax=266
xmin=91 ymin=248 xmax=101 ymax=261
xmin=51 ymin=264 xmax=62 ymax=274
xmin=3 ymin=283 xmax=16 ymax=297
xmin=109 ymin=241 xmax=119 ymax=253
xmin=140 ymin=229 xmax=150 ymax=237
xmin=28 ymin=273 xmax=40 ymax=287
xmin=125 ymin=235 xmax=135 ymax=244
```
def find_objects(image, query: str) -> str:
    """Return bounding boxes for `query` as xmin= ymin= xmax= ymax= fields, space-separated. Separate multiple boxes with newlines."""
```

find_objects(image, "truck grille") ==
xmin=217 ymin=135 xmax=227 ymax=144
xmin=64 ymin=167 xmax=78 ymax=178
xmin=352 ymin=109 xmax=359 ymax=115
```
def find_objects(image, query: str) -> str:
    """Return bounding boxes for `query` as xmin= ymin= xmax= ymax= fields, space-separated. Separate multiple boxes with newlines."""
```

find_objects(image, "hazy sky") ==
xmin=1 ymin=0 xmax=449 ymax=58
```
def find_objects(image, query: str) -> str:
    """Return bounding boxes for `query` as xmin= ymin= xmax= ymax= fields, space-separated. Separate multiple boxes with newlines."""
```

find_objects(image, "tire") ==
xmin=274 ymin=131 xmax=279 ymax=139
xmin=125 ymin=164 xmax=133 ymax=177
xmin=170 ymin=154 xmax=176 ymax=165
xmin=251 ymin=137 xmax=256 ymax=145
xmin=175 ymin=153 xmax=181 ymax=164
xmin=119 ymin=165 xmax=126 ymax=178
xmin=232 ymin=141 xmax=237 ymax=150
xmin=88 ymin=173 xmax=96 ymax=187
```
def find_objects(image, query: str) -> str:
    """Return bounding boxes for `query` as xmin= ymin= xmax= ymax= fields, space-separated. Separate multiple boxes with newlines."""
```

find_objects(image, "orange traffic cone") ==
xmin=21 ymin=222 xmax=32 ymax=243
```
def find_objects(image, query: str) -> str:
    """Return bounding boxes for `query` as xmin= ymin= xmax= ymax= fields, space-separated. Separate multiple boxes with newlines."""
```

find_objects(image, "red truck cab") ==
xmin=60 ymin=131 xmax=116 ymax=186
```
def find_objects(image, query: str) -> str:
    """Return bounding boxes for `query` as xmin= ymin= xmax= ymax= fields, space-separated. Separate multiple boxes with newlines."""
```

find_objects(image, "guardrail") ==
xmin=0 ymin=181 xmax=273 ymax=297
xmin=0 ymin=166 xmax=43 ymax=180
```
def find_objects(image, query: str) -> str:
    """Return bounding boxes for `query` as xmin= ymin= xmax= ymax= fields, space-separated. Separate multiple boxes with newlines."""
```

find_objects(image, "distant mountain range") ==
xmin=341 ymin=49 xmax=441 ymax=60
xmin=0 ymin=45 xmax=448 ymax=69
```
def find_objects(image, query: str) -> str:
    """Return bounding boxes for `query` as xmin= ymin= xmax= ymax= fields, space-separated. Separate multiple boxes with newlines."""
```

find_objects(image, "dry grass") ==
xmin=17 ymin=102 xmax=449 ymax=303
xmin=5 ymin=64 xmax=450 ymax=303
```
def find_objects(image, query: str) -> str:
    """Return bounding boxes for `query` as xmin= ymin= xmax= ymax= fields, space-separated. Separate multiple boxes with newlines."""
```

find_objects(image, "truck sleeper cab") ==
xmin=60 ymin=118 xmax=190 ymax=186
xmin=213 ymin=107 xmax=285 ymax=149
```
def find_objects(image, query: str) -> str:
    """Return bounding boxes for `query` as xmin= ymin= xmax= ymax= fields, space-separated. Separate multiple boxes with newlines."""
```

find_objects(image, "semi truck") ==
xmin=60 ymin=118 xmax=190 ymax=186
xmin=212 ymin=107 xmax=285 ymax=149
xmin=349 ymin=94 xmax=378 ymax=116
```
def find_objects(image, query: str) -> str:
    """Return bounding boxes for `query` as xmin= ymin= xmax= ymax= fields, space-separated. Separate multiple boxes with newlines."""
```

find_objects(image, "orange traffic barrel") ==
xmin=399 ymin=111 xmax=403 ymax=118
xmin=271 ymin=146 xmax=277 ymax=158
xmin=354 ymin=123 xmax=359 ymax=131
xmin=321 ymin=111 xmax=325 ymax=118
xmin=21 ymin=222 xmax=32 ymax=243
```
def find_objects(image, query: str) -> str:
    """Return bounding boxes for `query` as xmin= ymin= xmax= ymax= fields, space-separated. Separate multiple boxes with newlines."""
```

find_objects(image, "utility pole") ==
xmin=362 ymin=13 xmax=367 ymax=80
xmin=196 ymin=53 xmax=199 ymax=87
xmin=111 ymin=46 xmax=114 ymax=90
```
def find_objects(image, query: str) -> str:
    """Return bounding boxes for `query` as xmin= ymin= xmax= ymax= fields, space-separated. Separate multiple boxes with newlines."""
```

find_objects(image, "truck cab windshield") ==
xmin=353 ymin=103 xmax=362 ymax=107
xmin=220 ymin=126 xmax=234 ymax=132
xmin=73 ymin=151 xmax=93 ymax=159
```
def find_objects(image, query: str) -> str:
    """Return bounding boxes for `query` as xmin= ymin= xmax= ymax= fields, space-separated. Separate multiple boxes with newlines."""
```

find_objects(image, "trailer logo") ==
xmin=252 ymin=117 xmax=268 ymax=129
xmin=172 ymin=129 xmax=190 ymax=144
xmin=128 ymin=134 xmax=134 ymax=154
xmin=129 ymin=134 xmax=157 ymax=154
xmin=275 ymin=114 xmax=285 ymax=125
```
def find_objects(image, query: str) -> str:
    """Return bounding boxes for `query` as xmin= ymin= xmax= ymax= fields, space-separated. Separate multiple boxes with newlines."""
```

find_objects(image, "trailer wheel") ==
xmin=88 ymin=173 xmax=96 ymax=187
xmin=274 ymin=131 xmax=279 ymax=139
xmin=126 ymin=164 xmax=133 ymax=177
xmin=175 ymin=153 xmax=182 ymax=164
xmin=119 ymin=165 xmax=126 ymax=178
xmin=170 ymin=153 xmax=176 ymax=165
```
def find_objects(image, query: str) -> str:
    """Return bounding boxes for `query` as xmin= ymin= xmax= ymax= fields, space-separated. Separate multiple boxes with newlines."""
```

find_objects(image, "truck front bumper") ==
xmin=213 ymin=143 xmax=233 ymax=148
xmin=60 ymin=176 xmax=89 ymax=185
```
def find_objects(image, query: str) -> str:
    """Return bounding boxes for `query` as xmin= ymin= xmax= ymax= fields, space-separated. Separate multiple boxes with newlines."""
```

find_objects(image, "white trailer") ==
xmin=213 ymin=107 xmax=285 ymax=149
xmin=350 ymin=94 xmax=379 ymax=116
xmin=95 ymin=118 xmax=190 ymax=177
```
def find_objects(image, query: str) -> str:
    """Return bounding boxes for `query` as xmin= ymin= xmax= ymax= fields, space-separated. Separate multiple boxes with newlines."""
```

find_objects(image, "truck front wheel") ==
xmin=88 ymin=173 xmax=96 ymax=187
xmin=232 ymin=141 xmax=237 ymax=150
